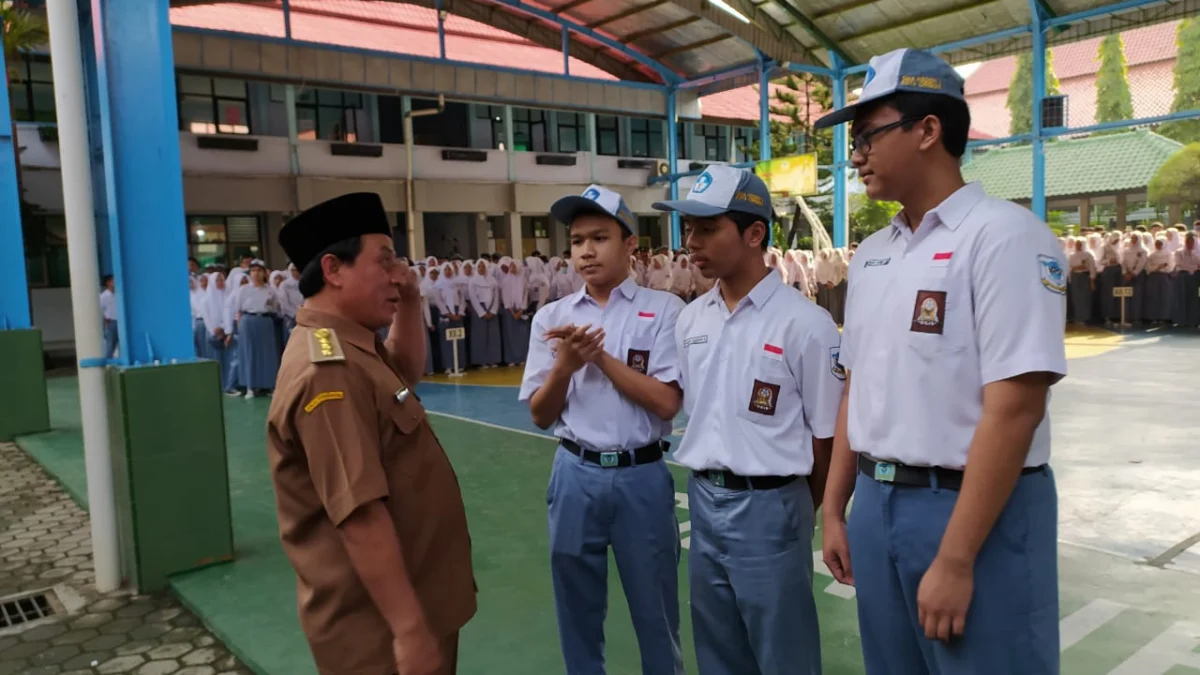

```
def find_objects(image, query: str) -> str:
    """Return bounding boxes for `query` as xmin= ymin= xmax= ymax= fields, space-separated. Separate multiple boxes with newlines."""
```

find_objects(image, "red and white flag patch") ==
xmin=637 ymin=311 xmax=656 ymax=321
xmin=763 ymin=343 xmax=783 ymax=361
xmin=932 ymin=251 xmax=953 ymax=261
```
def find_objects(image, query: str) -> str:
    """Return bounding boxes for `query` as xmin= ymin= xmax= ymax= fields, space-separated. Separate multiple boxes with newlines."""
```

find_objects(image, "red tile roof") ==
xmin=965 ymin=21 xmax=1179 ymax=139
xmin=169 ymin=0 xmax=617 ymax=80
xmin=700 ymin=82 xmax=827 ymax=124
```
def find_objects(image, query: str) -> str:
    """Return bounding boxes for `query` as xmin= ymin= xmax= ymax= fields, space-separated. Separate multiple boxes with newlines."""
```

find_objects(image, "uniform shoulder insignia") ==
xmin=308 ymin=327 xmax=346 ymax=363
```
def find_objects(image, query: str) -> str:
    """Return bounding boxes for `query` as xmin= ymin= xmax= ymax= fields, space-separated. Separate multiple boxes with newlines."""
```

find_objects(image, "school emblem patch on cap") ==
xmin=814 ymin=48 xmax=966 ymax=129
xmin=550 ymin=184 xmax=638 ymax=236
xmin=652 ymin=165 xmax=773 ymax=223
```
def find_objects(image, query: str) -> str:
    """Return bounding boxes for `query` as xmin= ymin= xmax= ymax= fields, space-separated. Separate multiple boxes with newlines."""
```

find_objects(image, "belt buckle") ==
xmin=708 ymin=471 xmax=725 ymax=488
xmin=873 ymin=462 xmax=896 ymax=483
xmin=599 ymin=452 xmax=619 ymax=468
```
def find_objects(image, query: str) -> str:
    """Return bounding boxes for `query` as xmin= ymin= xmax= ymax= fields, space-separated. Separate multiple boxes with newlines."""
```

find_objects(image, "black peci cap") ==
xmin=279 ymin=192 xmax=391 ymax=270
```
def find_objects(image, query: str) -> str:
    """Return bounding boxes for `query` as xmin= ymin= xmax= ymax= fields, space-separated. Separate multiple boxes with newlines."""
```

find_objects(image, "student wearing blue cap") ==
xmin=519 ymin=185 xmax=686 ymax=675
xmin=817 ymin=48 xmax=1066 ymax=675
xmin=655 ymin=164 xmax=844 ymax=675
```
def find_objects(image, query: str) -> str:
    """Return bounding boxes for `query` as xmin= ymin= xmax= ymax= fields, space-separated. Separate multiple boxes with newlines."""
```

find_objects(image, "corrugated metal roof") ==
xmin=961 ymin=129 xmax=1182 ymax=199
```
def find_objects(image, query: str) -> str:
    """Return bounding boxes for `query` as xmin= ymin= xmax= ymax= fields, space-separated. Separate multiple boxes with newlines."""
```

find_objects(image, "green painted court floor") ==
xmin=18 ymin=373 xmax=1200 ymax=675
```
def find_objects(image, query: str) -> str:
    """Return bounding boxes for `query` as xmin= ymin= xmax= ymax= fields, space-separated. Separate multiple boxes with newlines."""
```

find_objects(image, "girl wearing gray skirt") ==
xmin=1173 ymin=234 xmax=1200 ymax=327
xmin=1068 ymin=239 xmax=1097 ymax=324
xmin=1097 ymin=234 xmax=1123 ymax=323
xmin=434 ymin=262 xmax=467 ymax=374
xmin=1144 ymin=239 xmax=1175 ymax=323
xmin=499 ymin=257 xmax=530 ymax=366
xmin=235 ymin=261 xmax=281 ymax=398
xmin=468 ymin=259 xmax=502 ymax=368
xmin=223 ymin=275 xmax=249 ymax=395
xmin=1119 ymin=234 xmax=1148 ymax=326
xmin=202 ymin=272 xmax=235 ymax=391
xmin=190 ymin=275 xmax=208 ymax=358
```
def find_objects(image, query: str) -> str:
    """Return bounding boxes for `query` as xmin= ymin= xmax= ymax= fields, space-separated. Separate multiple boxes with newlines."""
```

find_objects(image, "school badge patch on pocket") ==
xmin=748 ymin=379 xmax=780 ymax=416
xmin=627 ymin=349 xmax=650 ymax=374
xmin=910 ymin=290 xmax=947 ymax=335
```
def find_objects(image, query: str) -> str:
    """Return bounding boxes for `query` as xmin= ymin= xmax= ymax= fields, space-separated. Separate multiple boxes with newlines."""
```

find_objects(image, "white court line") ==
xmin=812 ymin=551 xmax=858 ymax=599
xmin=1060 ymin=599 xmax=1128 ymax=651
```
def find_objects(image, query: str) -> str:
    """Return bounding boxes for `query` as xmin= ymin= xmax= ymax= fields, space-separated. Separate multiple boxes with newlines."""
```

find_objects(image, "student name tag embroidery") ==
xmin=748 ymin=380 xmax=781 ymax=416
xmin=910 ymin=290 xmax=947 ymax=335
xmin=762 ymin=343 xmax=784 ymax=362
xmin=864 ymin=257 xmax=891 ymax=267
xmin=683 ymin=335 xmax=708 ymax=348
xmin=627 ymin=349 xmax=650 ymax=374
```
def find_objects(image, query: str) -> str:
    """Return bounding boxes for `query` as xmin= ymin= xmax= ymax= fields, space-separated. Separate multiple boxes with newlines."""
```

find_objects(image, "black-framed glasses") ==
xmin=850 ymin=117 xmax=920 ymax=156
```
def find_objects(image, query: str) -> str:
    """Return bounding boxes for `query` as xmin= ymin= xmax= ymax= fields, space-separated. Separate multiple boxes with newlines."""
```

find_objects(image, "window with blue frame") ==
xmin=177 ymin=75 xmax=252 ymax=135
xmin=557 ymin=112 xmax=587 ymax=153
xmin=10 ymin=56 xmax=55 ymax=123
xmin=476 ymin=105 xmax=549 ymax=151
xmin=629 ymin=117 xmax=664 ymax=158
xmin=596 ymin=115 xmax=620 ymax=156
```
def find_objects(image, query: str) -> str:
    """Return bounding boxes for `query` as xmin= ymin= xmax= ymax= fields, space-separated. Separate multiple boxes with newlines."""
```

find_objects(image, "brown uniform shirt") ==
xmin=266 ymin=307 xmax=476 ymax=675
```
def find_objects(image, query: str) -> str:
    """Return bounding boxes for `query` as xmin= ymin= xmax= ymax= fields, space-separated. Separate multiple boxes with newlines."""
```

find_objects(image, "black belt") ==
xmin=560 ymin=439 xmax=665 ymax=468
xmin=693 ymin=469 xmax=797 ymax=491
xmin=858 ymin=455 xmax=1045 ymax=491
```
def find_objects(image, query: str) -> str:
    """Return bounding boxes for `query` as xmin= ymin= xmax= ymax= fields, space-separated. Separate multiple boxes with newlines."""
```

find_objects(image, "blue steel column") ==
xmin=0 ymin=47 xmax=32 ymax=330
xmin=435 ymin=0 xmax=446 ymax=59
xmin=1029 ymin=1 xmax=1048 ymax=220
xmin=83 ymin=0 xmax=193 ymax=365
xmin=666 ymin=89 xmax=680 ymax=249
xmin=758 ymin=61 xmax=771 ymax=162
xmin=830 ymin=54 xmax=848 ymax=248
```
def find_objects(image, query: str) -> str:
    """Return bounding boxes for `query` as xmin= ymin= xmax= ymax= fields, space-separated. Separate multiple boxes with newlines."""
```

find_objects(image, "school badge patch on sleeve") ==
xmin=910 ymin=290 xmax=947 ymax=335
xmin=830 ymin=347 xmax=846 ymax=380
xmin=748 ymin=380 xmax=781 ymax=416
xmin=627 ymin=349 xmax=650 ymax=374
xmin=1038 ymin=254 xmax=1067 ymax=295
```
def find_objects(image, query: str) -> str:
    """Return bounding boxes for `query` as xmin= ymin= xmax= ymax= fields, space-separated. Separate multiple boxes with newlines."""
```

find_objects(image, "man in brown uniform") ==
xmin=267 ymin=192 xmax=476 ymax=675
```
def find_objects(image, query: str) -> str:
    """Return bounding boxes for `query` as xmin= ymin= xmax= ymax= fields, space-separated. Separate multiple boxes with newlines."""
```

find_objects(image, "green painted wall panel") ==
xmin=108 ymin=361 xmax=233 ymax=591
xmin=0 ymin=329 xmax=50 ymax=441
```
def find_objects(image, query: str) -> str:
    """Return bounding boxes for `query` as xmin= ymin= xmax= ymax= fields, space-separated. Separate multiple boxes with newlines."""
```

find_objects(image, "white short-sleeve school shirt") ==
xmin=840 ymin=182 xmax=1067 ymax=470
xmin=518 ymin=277 xmax=684 ymax=450
xmin=674 ymin=270 xmax=844 ymax=476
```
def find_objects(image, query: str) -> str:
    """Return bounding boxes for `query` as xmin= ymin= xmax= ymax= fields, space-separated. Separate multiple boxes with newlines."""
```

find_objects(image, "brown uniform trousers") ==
xmin=267 ymin=307 xmax=476 ymax=675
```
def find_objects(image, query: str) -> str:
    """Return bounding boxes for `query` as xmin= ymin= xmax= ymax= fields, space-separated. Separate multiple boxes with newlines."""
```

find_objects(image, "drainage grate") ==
xmin=0 ymin=592 xmax=54 ymax=629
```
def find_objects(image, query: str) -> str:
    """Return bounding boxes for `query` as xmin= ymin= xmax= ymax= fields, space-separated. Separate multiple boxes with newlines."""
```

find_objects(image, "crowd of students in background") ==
xmin=1063 ymin=221 xmax=1200 ymax=328
xmin=117 ymin=218 xmax=1200 ymax=401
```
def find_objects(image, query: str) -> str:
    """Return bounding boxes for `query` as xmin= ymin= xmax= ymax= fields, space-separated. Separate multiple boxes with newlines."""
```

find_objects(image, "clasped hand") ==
xmin=545 ymin=324 xmax=606 ymax=373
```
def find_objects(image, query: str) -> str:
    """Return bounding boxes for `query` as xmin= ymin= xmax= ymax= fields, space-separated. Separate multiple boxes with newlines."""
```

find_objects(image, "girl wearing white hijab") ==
xmin=1120 ymin=233 xmax=1148 ymax=325
xmin=1097 ymin=232 xmax=1123 ymax=323
xmin=670 ymin=254 xmax=695 ymax=301
xmin=548 ymin=257 xmax=573 ymax=300
xmin=468 ymin=259 xmax=503 ymax=368
xmin=202 ymin=271 xmax=235 ymax=390
xmin=222 ymin=274 xmax=249 ymax=395
xmin=434 ymin=262 xmax=467 ymax=374
xmin=1173 ymin=233 xmax=1200 ymax=327
xmin=419 ymin=265 xmax=440 ymax=373
xmin=499 ymin=257 xmax=530 ymax=366
xmin=647 ymin=254 xmax=671 ymax=291
xmin=1067 ymin=238 xmax=1098 ymax=324
xmin=1144 ymin=237 xmax=1174 ymax=323
xmin=814 ymin=250 xmax=835 ymax=316
xmin=235 ymin=260 xmax=281 ymax=398
xmin=526 ymin=263 xmax=552 ymax=316
xmin=189 ymin=275 xmax=207 ymax=358
xmin=277 ymin=264 xmax=304 ymax=344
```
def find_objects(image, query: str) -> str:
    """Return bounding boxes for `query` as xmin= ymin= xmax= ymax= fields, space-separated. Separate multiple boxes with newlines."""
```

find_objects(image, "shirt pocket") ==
xmin=624 ymin=332 xmax=656 ymax=376
xmin=383 ymin=395 xmax=431 ymax=484
xmin=904 ymin=274 xmax=969 ymax=357
xmin=735 ymin=356 xmax=792 ymax=423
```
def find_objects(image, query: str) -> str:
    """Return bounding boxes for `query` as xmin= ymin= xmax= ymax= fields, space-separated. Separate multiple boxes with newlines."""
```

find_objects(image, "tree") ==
xmin=1159 ymin=19 xmax=1200 ymax=144
xmin=1147 ymin=142 xmax=1200 ymax=219
xmin=1006 ymin=49 xmax=1062 ymax=137
xmin=849 ymin=192 xmax=901 ymax=242
xmin=740 ymin=72 xmax=834 ymax=166
xmin=1095 ymin=34 xmax=1135 ymax=132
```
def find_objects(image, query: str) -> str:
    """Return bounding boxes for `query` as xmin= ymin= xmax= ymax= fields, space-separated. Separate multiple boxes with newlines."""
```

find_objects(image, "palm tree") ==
xmin=2 ymin=2 xmax=49 ymax=248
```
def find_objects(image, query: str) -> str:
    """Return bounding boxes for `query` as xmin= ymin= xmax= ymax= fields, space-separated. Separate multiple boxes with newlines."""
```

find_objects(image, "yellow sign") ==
xmin=755 ymin=153 xmax=818 ymax=197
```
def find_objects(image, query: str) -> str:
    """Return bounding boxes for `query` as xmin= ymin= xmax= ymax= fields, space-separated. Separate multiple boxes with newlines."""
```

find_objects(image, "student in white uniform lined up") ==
xmin=520 ymin=184 xmax=685 ymax=675
xmin=815 ymin=48 xmax=1066 ymax=675
xmin=655 ymin=164 xmax=843 ymax=675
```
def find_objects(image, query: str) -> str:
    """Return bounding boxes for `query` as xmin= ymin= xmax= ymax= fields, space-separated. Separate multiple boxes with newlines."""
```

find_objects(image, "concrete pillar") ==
xmin=507 ymin=212 xmax=523 ymax=259
xmin=264 ymin=212 xmax=288 ymax=267
xmin=1169 ymin=202 xmax=1183 ymax=226
xmin=1078 ymin=198 xmax=1091 ymax=230
xmin=549 ymin=218 xmax=568 ymax=258
xmin=410 ymin=211 xmax=427 ymax=260
xmin=1116 ymin=194 xmax=1128 ymax=230
xmin=472 ymin=213 xmax=490 ymax=257
xmin=659 ymin=215 xmax=671 ymax=251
